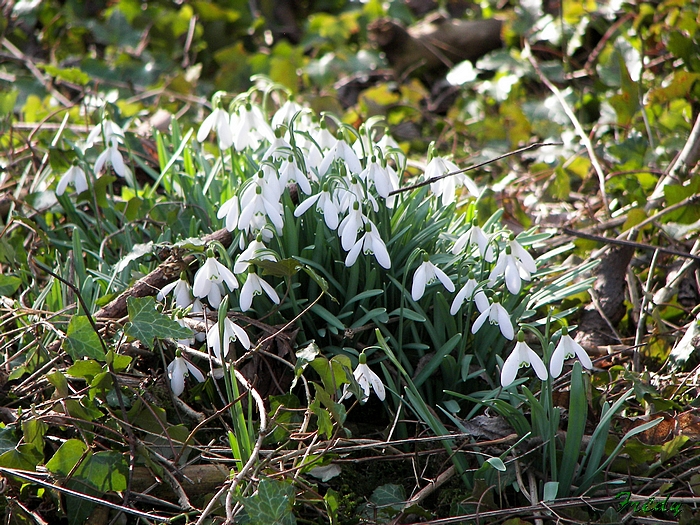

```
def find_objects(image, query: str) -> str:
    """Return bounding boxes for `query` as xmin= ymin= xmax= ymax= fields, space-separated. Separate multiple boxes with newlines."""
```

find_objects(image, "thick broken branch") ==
xmin=93 ymin=228 xmax=233 ymax=320
xmin=369 ymin=14 xmax=503 ymax=82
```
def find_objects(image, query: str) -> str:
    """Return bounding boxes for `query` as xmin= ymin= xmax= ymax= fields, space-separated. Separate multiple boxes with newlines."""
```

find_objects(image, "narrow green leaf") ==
xmin=557 ymin=361 xmax=587 ymax=497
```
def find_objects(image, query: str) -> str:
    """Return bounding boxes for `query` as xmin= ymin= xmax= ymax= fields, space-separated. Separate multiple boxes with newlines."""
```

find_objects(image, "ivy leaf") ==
xmin=114 ymin=241 xmax=154 ymax=272
xmin=124 ymin=296 xmax=192 ymax=348
xmin=0 ymin=427 xmax=18 ymax=455
xmin=255 ymin=258 xmax=302 ymax=277
xmin=64 ymin=315 xmax=105 ymax=361
xmin=242 ymin=478 xmax=296 ymax=525
xmin=74 ymin=451 xmax=128 ymax=493
xmin=46 ymin=439 xmax=88 ymax=477
xmin=0 ymin=275 xmax=21 ymax=296
xmin=370 ymin=483 xmax=406 ymax=508
xmin=309 ymin=399 xmax=334 ymax=439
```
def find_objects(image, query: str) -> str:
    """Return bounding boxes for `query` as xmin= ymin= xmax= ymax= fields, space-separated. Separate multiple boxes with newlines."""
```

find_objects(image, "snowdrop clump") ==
xmin=144 ymin=84 xmax=591 ymax=398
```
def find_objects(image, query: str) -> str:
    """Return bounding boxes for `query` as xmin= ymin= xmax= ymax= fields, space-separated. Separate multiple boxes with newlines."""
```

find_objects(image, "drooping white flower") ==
xmin=501 ymin=331 xmax=548 ymax=387
xmin=238 ymin=184 xmax=284 ymax=234
xmin=86 ymin=119 xmax=124 ymax=147
xmin=452 ymin=223 xmax=495 ymax=261
xmin=359 ymin=157 xmax=397 ymax=199
xmin=56 ymin=164 xmax=88 ymax=196
xmin=206 ymin=317 xmax=251 ymax=361
xmin=94 ymin=136 xmax=127 ymax=177
xmin=157 ymin=277 xmax=195 ymax=309
xmin=294 ymin=184 xmax=341 ymax=230
xmin=450 ymin=276 xmax=488 ymax=315
xmin=318 ymin=137 xmax=363 ymax=176
xmin=232 ymin=103 xmax=274 ymax=151
xmin=311 ymin=121 xmax=337 ymax=152
xmin=488 ymin=238 xmax=538 ymax=295
xmin=337 ymin=175 xmax=379 ymax=213
xmin=345 ymin=220 xmax=391 ymax=269
xmin=192 ymin=256 xmax=239 ymax=308
xmin=471 ymin=297 xmax=514 ymax=340
xmin=218 ymin=194 xmax=240 ymax=232
xmin=411 ymin=254 xmax=455 ymax=301
xmin=196 ymin=106 xmax=233 ymax=149
xmin=550 ymin=327 xmax=593 ymax=378
xmin=279 ymin=156 xmax=313 ymax=195
xmin=168 ymin=353 xmax=206 ymax=397
xmin=337 ymin=201 xmax=369 ymax=251
xmin=262 ymin=135 xmax=293 ymax=162
xmin=234 ymin=237 xmax=276 ymax=274
xmin=239 ymin=271 xmax=281 ymax=312
xmin=341 ymin=353 xmax=386 ymax=402
xmin=271 ymin=99 xmax=304 ymax=130
xmin=425 ymin=156 xmax=479 ymax=205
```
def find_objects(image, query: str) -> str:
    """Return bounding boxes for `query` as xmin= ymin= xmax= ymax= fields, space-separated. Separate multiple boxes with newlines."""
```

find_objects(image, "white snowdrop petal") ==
xmin=434 ymin=266 xmax=455 ymax=292
xmin=412 ymin=264 xmax=427 ymax=301
xmin=186 ymin=361 xmax=206 ymax=383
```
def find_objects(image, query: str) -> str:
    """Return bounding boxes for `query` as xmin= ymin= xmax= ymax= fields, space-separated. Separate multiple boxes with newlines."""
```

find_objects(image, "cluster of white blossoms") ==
xmin=500 ymin=328 xmax=593 ymax=388
xmin=153 ymin=93 xmax=591 ymax=397
xmin=56 ymin=118 xmax=129 ymax=196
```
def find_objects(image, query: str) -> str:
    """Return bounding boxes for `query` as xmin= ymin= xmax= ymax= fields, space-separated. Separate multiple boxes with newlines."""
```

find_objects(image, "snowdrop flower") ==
xmin=345 ymin=220 xmax=391 ymax=269
xmin=318 ymin=137 xmax=363 ymax=176
xmin=337 ymin=175 xmax=379 ymax=213
xmin=341 ymin=352 xmax=386 ymax=402
xmin=168 ymin=352 xmax=206 ymax=397
xmin=452 ymin=222 xmax=494 ymax=262
xmin=501 ymin=331 xmax=548 ymax=387
xmin=425 ymin=155 xmax=479 ymax=205
xmin=206 ymin=317 xmax=251 ymax=360
xmin=157 ymin=276 xmax=195 ymax=309
xmin=338 ymin=201 xmax=369 ymax=251
xmin=232 ymin=103 xmax=274 ymax=151
xmin=56 ymin=162 xmax=88 ymax=196
xmin=411 ymin=253 xmax=455 ymax=301
xmin=279 ymin=156 xmax=313 ymax=195
xmin=311 ymin=120 xmax=338 ymax=152
xmin=450 ymin=275 xmax=488 ymax=315
xmin=271 ymin=99 xmax=304 ymax=130
xmin=488 ymin=238 xmax=538 ymax=295
xmin=471 ymin=296 xmax=514 ymax=340
xmin=360 ymin=157 xmax=398 ymax=199
xmin=94 ymin=136 xmax=127 ymax=177
xmin=218 ymin=194 xmax=240 ymax=232
xmin=192 ymin=256 xmax=239 ymax=308
xmin=376 ymin=133 xmax=406 ymax=166
xmin=239 ymin=270 xmax=280 ymax=312
xmin=196 ymin=106 xmax=233 ymax=149
xmin=86 ymin=119 xmax=124 ymax=147
xmin=550 ymin=327 xmax=593 ymax=378
xmin=238 ymin=185 xmax=284 ymax=234
xmin=234 ymin=236 xmax=276 ymax=274
xmin=294 ymin=183 xmax=341 ymax=230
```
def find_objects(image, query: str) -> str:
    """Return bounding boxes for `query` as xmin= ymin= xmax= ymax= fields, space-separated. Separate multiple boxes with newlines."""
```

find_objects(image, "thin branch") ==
xmin=1 ymin=38 xmax=72 ymax=107
xmin=525 ymin=41 xmax=611 ymax=215
xmin=0 ymin=467 xmax=171 ymax=522
xmin=388 ymin=142 xmax=562 ymax=196
xmin=650 ymin=111 xmax=700 ymax=203
xmin=561 ymin=227 xmax=700 ymax=262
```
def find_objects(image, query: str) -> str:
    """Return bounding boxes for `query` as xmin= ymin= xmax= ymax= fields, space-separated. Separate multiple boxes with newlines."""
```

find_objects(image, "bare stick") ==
xmin=525 ymin=41 xmax=610 ymax=215
xmin=561 ymin=227 xmax=700 ymax=262
xmin=388 ymin=142 xmax=562 ymax=196
xmin=650 ymin=111 xmax=700 ymax=203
